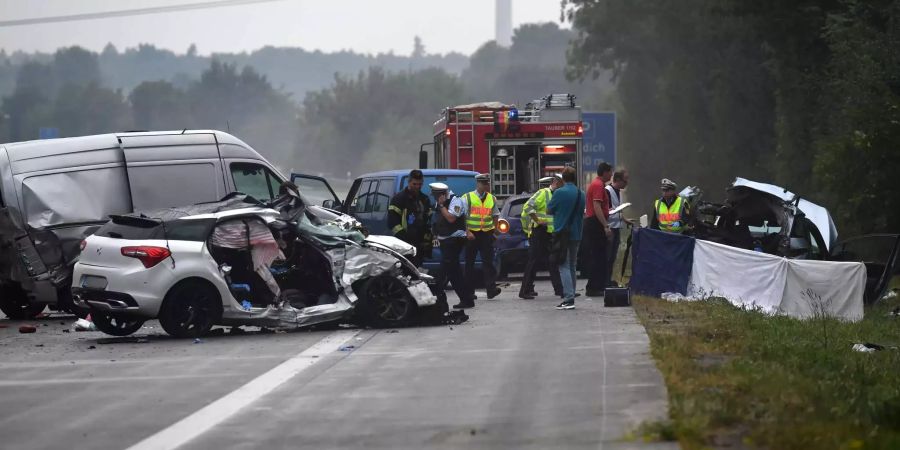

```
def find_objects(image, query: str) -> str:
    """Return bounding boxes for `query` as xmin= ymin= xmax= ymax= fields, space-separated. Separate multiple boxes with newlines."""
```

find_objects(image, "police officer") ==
xmin=651 ymin=178 xmax=691 ymax=233
xmin=519 ymin=174 xmax=564 ymax=299
xmin=463 ymin=173 xmax=502 ymax=299
xmin=431 ymin=182 xmax=476 ymax=309
xmin=388 ymin=169 xmax=432 ymax=266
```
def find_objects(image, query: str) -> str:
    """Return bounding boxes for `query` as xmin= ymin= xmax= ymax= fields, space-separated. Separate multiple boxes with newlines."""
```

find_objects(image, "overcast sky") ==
xmin=0 ymin=0 xmax=568 ymax=56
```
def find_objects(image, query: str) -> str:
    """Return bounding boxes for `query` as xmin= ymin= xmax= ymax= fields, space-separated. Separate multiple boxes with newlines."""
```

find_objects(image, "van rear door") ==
xmin=117 ymin=133 xmax=227 ymax=211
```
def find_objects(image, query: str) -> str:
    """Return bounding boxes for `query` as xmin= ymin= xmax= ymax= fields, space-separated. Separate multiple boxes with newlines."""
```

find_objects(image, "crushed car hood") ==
xmin=733 ymin=178 xmax=838 ymax=251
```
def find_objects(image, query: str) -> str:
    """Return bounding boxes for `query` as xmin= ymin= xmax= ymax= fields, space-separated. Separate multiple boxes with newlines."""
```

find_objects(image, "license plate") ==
xmin=81 ymin=275 xmax=108 ymax=290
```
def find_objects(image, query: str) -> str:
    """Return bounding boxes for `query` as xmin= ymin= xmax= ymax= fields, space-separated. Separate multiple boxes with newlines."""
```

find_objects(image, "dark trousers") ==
xmin=465 ymin=230 xmax=497 ymax=291
xmin=438 ymin=237 xmax=474 ymax=303
xmin=583 ymin=216 xmax=609 ymax=293
xmin=520 ymin=226 xmax=563 ymax=295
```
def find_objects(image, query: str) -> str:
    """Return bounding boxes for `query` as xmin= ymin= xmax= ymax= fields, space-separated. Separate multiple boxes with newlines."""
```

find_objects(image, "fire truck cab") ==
xmin=431 ymin=94 xmax=583 ymax=199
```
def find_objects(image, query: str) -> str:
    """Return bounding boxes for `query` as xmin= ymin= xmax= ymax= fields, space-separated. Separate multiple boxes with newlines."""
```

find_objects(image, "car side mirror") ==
xmin=323 ymin=199 xmax=341 ymax=209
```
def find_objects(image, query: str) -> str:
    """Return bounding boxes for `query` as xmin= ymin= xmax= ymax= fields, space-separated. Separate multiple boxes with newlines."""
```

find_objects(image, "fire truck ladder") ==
xmin=455 ymin=111 xmax=475 ymax=171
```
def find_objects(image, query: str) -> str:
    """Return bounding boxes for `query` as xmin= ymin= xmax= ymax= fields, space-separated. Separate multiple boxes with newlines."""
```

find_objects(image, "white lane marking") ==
xmin=126 ymin=330 xmax=359 ymax=450
xmin=598 ymin=315 xmax=608 ymax=450
xmin=0 ymin=373 xmax=240 ymax=387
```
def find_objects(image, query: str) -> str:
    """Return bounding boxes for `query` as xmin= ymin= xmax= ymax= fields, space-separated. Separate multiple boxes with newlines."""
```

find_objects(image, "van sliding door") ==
xmin=118 ymin=133 xmax=227 ymax=212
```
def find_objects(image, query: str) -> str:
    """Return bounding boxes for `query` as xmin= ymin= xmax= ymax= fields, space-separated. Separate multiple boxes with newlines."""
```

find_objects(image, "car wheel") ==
xmin=92 ymin=313 xmax=145 ymax=337
xmin=159 ymin=280 xmax=222 ymax=338
xmin=357 ymin=275 xmax=417 ymax=328
xmin=0 ymin=284 xmax=45 ymax=320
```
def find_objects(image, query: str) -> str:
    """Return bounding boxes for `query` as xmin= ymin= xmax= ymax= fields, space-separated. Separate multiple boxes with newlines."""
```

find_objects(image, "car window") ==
xmin=508 ymin=199 xmax=526 ymax=218
xmin=291 ymin=175 xmax=338 ymax=207
xmin=371 ymin=178 xmax=393 ymax=213
xmin=352 ymin=180 xmax=373 ymax=213
xmin=231 ymin=162 xmax=281 ymax=201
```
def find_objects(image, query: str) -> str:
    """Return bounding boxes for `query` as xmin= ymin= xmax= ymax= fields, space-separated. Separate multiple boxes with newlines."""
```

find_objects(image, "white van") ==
xmin=0 ymin=130 xmax=290 ymax=319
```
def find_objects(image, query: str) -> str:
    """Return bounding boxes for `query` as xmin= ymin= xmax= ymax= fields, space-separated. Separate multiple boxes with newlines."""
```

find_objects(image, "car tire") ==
xmin=0 ymin=284 xmax=45 ymax=320
xmin=92 ymin=313 xmax=145 ymax=337
xmin=158 ymin=280 xmax=222 ymax=338
xmin=356 ymin=275 xmax=417 ymax=328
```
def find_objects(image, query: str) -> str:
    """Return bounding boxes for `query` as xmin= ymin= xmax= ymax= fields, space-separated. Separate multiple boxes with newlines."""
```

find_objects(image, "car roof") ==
xmin=356 ymin=169 xmax=478 ymax=179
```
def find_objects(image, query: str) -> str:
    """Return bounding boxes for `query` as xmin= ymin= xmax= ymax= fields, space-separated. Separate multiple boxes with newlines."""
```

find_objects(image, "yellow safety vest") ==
xmin=466 ymin=191 xmax=496 ymax=231
xmin=655 ymin=197 xmax=685 ymax=233
xmin=522 ymin=188 xmax=554 ymax=236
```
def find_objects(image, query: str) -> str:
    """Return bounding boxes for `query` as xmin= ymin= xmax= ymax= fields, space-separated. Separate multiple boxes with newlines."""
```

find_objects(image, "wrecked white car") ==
xmin=71 ymin=192 xmax=450 ymax=337
xmin=687 ymin=178 xmax=837 ymax=259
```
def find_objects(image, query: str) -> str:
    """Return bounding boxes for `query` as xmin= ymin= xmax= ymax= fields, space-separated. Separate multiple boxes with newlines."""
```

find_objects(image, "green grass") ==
xmin=632 ymin=295 xmax=900 ymax=450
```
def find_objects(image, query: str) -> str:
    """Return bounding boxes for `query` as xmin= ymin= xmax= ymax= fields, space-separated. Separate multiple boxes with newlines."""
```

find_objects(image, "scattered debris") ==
xmin=73 ymin=318 xmax=97 ymax=332
xmin=338 ymin=345 xmax=356 ymax=352
xmin=241 ymin=300 xmax=253 ymax=311
xmin=18 ymin=325 xmax=37 ymax=333
xmin=87 ymin=345 xmax=96 ymax=350
xmin=35 ymin=344 xmax=44 ymax=347
xmin=386 ymin=329 xmax=399 ymax=334
xmin=661 ymin=292 xmax=690 ymax=302
xmin=62 ymin=329 xmax=70 ymax=333
xmin=97 ymin=337 xmax=150 ymax=344
xmin=42 ymin=323 xmax=48 ymax=327
xmin=193 ymin=338 xmax=203 ymax=344
xmin=852 ymin=342 xmax=898 ymax=353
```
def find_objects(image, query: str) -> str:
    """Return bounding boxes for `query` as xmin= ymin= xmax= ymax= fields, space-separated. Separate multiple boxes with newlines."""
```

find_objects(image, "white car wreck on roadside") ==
xmin=71 ymin=190 xmax=450 ymax=337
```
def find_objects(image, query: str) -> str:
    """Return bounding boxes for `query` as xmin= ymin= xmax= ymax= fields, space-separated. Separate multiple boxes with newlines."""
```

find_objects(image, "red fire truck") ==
xmin=429 ymin=94 xmax=583 ymax=198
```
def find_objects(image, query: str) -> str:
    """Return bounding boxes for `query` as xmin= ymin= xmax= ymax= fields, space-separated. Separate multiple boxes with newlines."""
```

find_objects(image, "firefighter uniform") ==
xmin=519 ymin=177 xmax=563 ymax=298
xmin=463 ymin=173 xmax=502 ymax=299
xmin=388 ymin=187 xmax=433 ymax=266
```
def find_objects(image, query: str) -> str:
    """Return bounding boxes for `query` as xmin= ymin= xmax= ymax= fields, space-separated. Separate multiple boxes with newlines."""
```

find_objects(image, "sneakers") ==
xmin=555 ymin=300 xmax=575 ymax=310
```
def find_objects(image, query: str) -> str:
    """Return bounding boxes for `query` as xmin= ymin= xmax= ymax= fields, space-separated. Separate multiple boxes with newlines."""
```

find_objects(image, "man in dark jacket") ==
xmin=388 ymin=169 xmax=433 ymax=266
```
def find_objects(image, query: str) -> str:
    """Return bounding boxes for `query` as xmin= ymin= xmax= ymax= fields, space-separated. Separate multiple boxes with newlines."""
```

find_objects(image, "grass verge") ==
xmin=632 ymin=295 xmax=900 ymax=450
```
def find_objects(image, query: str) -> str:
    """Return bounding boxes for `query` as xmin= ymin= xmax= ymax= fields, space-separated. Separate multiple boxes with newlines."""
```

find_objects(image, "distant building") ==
xmin=495 ymin=0 xmax=512 ymax=47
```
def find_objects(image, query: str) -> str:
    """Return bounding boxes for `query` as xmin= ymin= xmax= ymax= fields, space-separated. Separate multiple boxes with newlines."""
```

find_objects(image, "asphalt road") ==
xmin=0 ymin=279 xmax=676 ymax=450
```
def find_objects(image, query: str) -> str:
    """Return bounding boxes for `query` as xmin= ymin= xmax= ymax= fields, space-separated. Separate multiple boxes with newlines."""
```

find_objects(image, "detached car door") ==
xmin=290 ymin=173 xmax=342 ymax=210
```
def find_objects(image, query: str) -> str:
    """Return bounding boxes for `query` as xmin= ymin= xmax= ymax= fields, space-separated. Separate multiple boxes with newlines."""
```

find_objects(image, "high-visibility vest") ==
xmin=465 ymin=191 xmax=496 ymax=231
xmin=522 ymin=188 xmax=554 ymax=236
xmin=655 ymin=196 xmax=685 ymax=233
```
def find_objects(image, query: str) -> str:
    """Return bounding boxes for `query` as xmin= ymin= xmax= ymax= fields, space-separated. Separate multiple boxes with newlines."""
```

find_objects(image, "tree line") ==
xmin=0 ymin=23 xmax=611 ymax=181
xmin=563 ymin=0 xmax=900 ymax=235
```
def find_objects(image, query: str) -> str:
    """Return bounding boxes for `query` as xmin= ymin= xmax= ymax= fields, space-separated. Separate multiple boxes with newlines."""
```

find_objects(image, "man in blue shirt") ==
xmin=547 ymin=167 xmax=585 ymax=310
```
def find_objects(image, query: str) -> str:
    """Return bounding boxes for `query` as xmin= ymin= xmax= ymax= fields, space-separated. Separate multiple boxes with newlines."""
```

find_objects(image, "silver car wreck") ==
xmin=72 ymin=191 xmax=454 ymax=338
xmin=687 ymin=178 xmax=837 ymax=259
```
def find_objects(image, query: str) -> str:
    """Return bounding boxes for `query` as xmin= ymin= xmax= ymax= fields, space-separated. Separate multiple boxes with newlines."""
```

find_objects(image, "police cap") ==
xmin=475 ymin=173 xmax=491 ymax=183
xmin=429 ymin=182 xmax=449 ymax=193
xmin=661 ymin=178 xmax=678 ymax=190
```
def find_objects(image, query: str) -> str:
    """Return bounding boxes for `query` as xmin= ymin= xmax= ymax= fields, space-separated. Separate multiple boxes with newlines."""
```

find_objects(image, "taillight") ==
xmin=577 ymin=124 xmax=584 ymax=135
xmin=80 ymin=240 xmax=87 ymax=252
xmin=497 ymin=219 xmax=510 ymax=234
xmin=121 ymin=246 xmax=171 ymax=268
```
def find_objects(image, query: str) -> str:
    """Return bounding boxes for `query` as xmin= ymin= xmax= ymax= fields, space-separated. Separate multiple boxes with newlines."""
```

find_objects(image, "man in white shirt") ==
xmin=604 ymin=169 xmax=630 ymax=287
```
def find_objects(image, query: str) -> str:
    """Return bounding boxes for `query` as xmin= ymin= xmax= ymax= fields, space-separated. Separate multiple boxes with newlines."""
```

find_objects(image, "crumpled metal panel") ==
xmin=21 ymin=168 xmax=131 ymax=229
